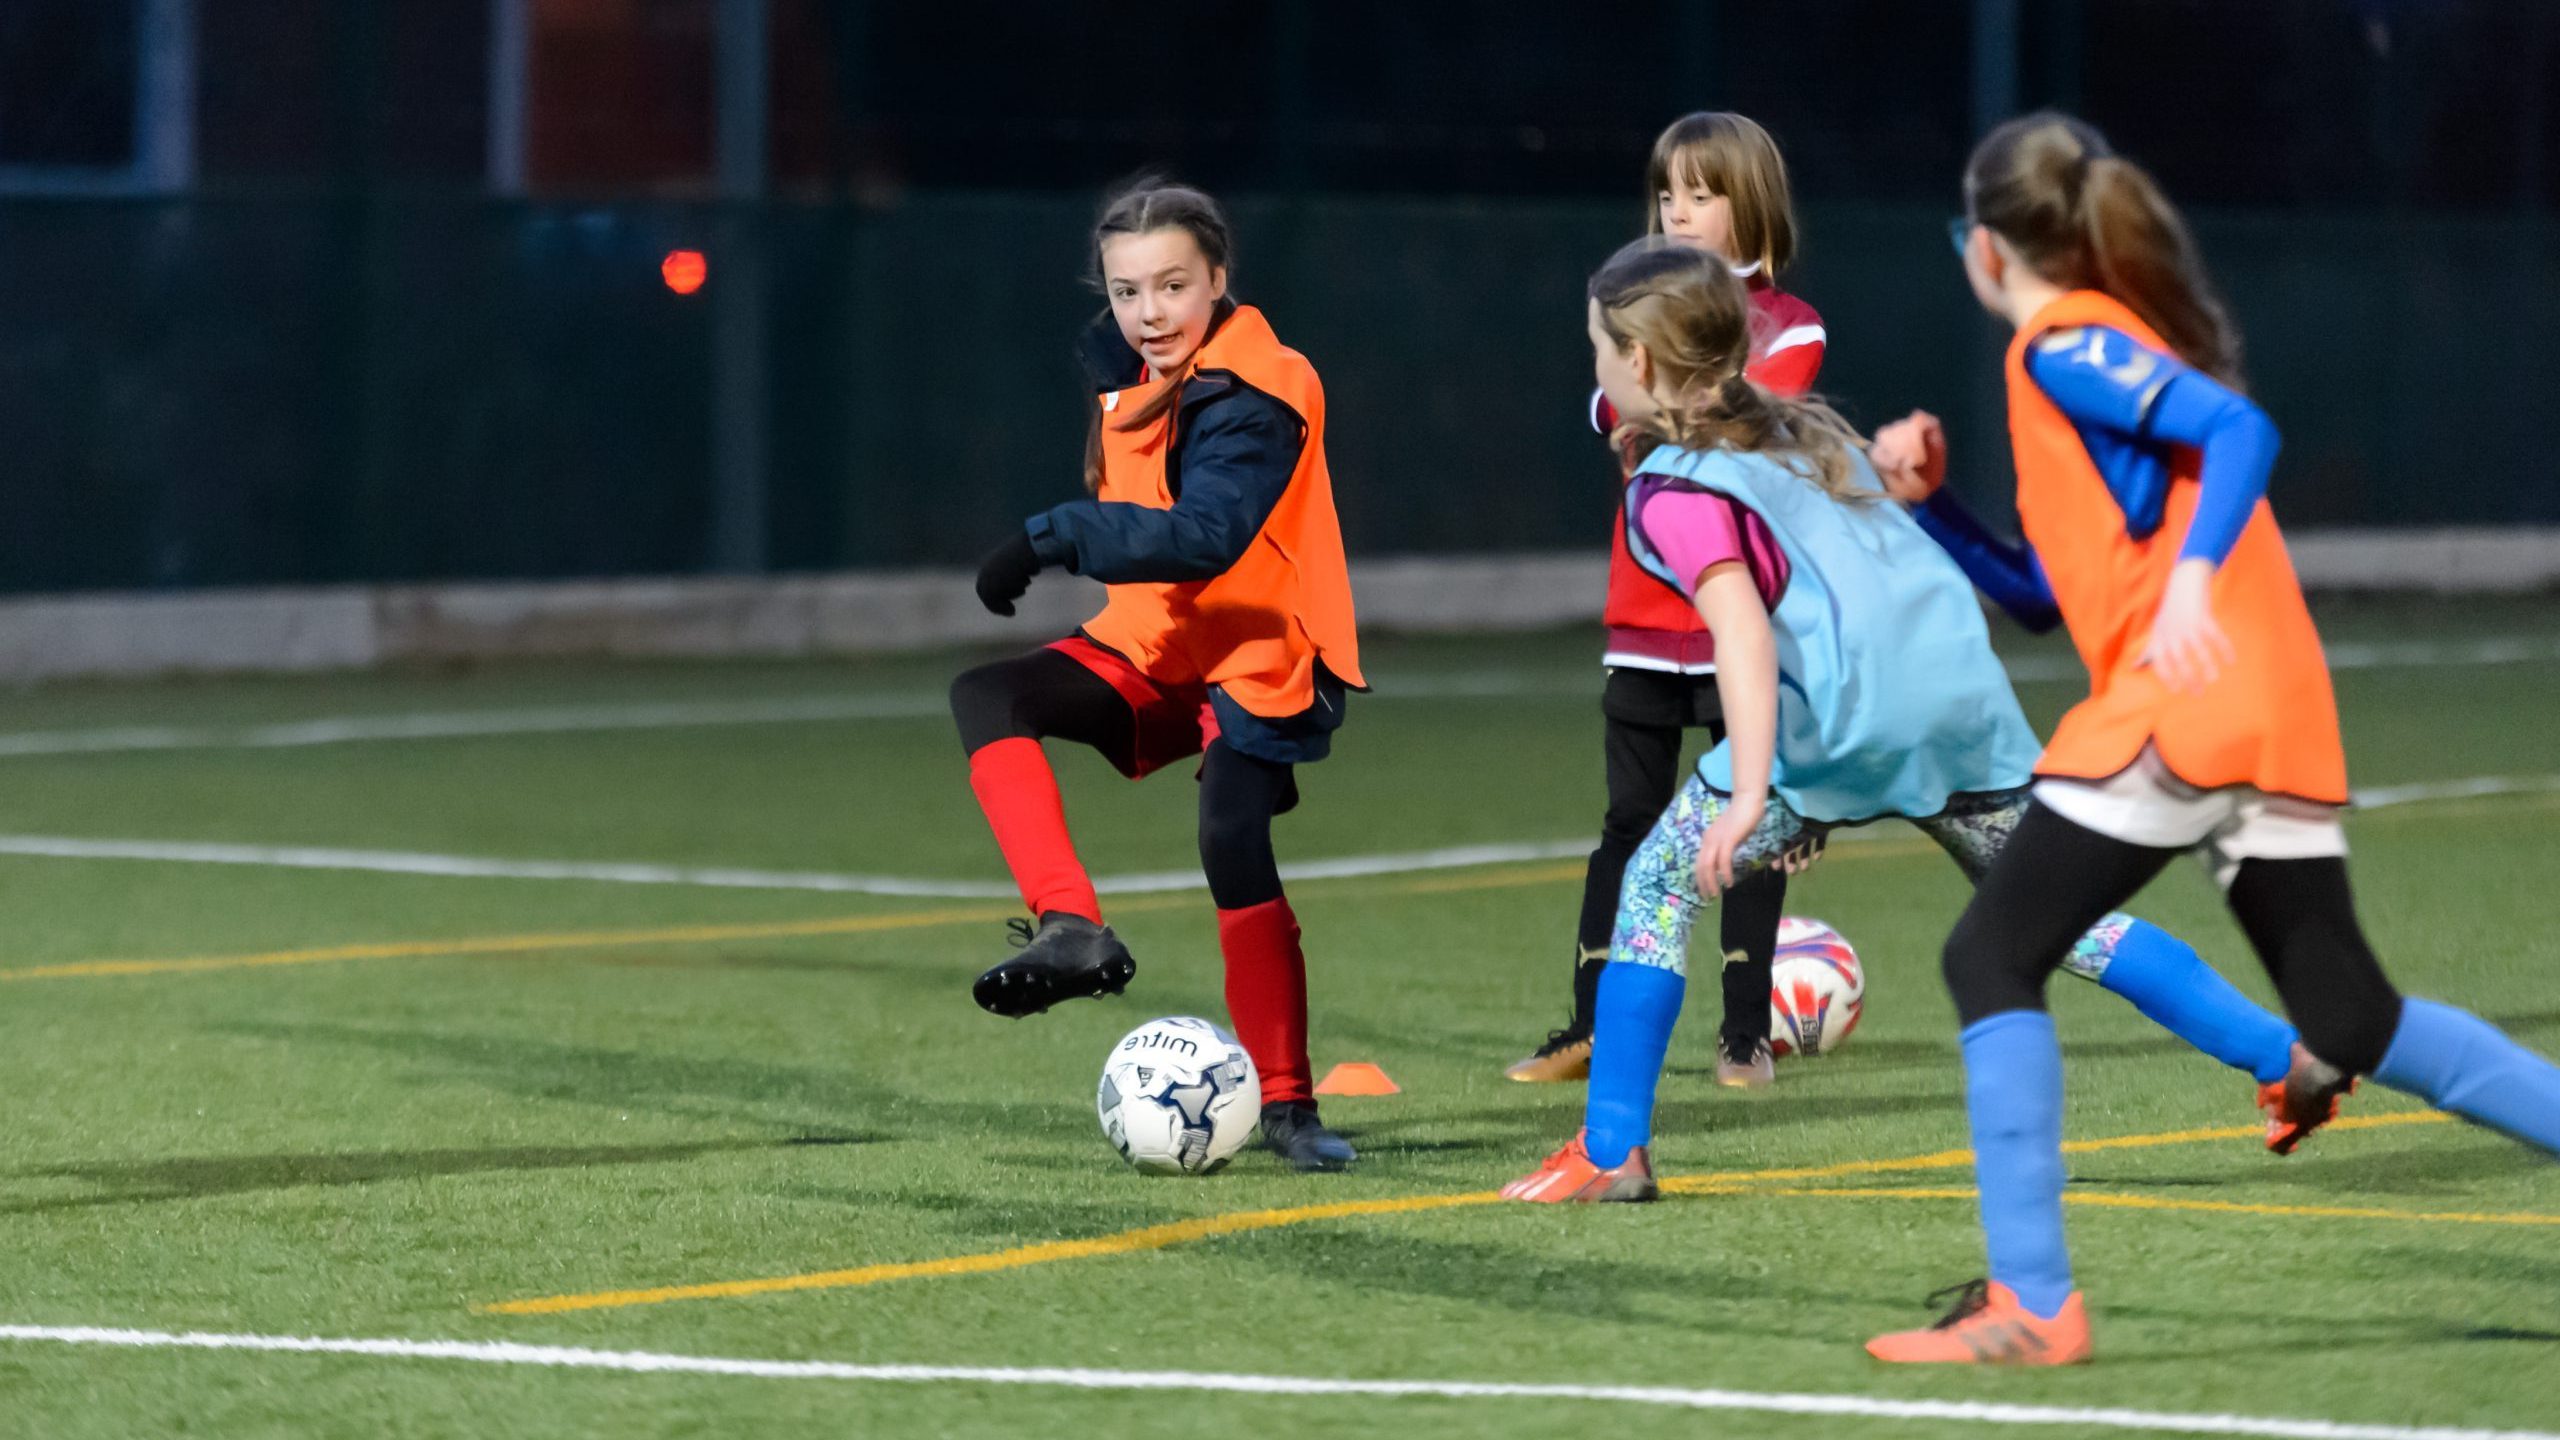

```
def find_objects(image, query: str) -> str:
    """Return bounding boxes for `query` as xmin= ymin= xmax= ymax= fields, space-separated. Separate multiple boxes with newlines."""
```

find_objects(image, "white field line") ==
xmin=2349 ymin=774 xmax=2560 ymax=810
xmin=0 ymin=633 xmax=2550 ymax=761
xmin=0 ymin=695 xmax=949 ymax=759
xmin=1996 ymin=633 xmax=2560 ymax=686
xmin=0 ymin=1325 xmax=2548 ymax=1440
xmin=0 ymin=774 xmax=2544 ymax=898
xmin=0 ymin=835 xmax=1598 ymax=899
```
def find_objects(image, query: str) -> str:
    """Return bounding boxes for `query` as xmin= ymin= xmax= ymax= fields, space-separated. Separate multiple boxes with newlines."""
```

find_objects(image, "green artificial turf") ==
xmin=0 ymin=596 xmax=2553 ymax=1437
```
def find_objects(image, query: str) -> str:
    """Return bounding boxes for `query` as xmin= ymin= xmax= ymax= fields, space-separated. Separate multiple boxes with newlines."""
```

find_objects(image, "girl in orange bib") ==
xmin=1861 ymin=113 xmax=2560 ymax=1367
xmin=950 ymin=181 xmax=1363 ymax=1172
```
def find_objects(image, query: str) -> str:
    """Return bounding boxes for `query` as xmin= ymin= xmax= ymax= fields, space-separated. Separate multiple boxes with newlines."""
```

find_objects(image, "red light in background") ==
xmin=661 ymin=249 xmax=707 ymax=295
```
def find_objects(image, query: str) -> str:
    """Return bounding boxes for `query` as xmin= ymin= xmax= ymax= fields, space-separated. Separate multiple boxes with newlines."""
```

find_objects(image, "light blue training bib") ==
xmin=1625 ymin=442 xmax=2041 ymax=823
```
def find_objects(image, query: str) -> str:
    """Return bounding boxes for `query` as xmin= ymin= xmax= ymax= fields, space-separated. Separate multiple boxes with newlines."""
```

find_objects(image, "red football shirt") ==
xmin=1598 ymin=273 xmax=1826 ymax=672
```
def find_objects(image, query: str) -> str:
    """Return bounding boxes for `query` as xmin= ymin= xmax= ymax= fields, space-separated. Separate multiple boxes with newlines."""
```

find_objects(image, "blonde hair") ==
xmin=1589 ymin=238 xmax=1868 ymax=502
xmin=1965 ymin=111 xmax=2242 ymax=385
xmin=1645 ymin=111 xmax=1798 ymax=276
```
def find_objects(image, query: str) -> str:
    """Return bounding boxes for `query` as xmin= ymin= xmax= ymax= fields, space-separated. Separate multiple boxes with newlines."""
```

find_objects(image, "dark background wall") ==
xmin=0 ymin=0 xmax=2551 ymax=592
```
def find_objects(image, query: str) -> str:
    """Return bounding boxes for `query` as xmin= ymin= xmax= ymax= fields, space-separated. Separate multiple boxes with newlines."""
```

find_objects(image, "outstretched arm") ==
xmin=1912 ymin=490 xmax=2061 ymax=634
xmin=1871 ymin=409 xmax=2060 ymax=633
xmin=1028 ymin=389 xmax=1306 ymax=585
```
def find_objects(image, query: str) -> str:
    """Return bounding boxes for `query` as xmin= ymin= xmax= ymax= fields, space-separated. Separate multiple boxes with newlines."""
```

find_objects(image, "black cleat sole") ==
xmin=972 ymin=953 xmax=1135 ymax=1018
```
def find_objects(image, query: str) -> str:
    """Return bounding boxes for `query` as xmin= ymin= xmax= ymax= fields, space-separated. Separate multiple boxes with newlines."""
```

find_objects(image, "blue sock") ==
xmin=2092 ymin=918 xmax=2298 ymax=1083
xmin=2372 ymin=998 xmax=2560 ymax=1155
xmin=1584 ymin=961 xmax=1685 ymax=1168
xmin=1961 ymin=1010 xmax=2073 ymax=1320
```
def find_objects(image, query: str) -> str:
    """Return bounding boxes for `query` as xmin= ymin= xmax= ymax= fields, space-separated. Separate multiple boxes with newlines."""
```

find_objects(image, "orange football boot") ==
xmin=1865 ymin=1280 xmax=2092 ymax=1366
xmin=2259 ymin=1043 xmax=2356 ymax=1156
xmin=1499 ymin=1129 xmax=1658 ymax=1203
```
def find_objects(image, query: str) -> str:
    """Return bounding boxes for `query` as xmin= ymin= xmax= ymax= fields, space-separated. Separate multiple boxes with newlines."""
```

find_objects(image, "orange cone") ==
xmin=1314 ymin=1062 xmax=1400 ymax=1096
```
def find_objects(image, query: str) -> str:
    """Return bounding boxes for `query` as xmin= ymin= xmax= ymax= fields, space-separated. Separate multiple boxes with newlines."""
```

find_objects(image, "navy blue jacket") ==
xmin=1025 ymin=300 xmax=1308 ymax=584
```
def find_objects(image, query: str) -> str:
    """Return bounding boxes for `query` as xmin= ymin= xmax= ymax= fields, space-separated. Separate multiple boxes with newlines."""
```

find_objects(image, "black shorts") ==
xmin=1602 ymin=667 xmax=1724 ymax=731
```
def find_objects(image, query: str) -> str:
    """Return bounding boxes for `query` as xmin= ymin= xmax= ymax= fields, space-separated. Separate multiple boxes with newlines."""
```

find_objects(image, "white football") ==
xmin=1096 ymin=1017 xmax=1260 ymax=1175
xmin=1770 ymin=916 xmax=1865 ymax=1058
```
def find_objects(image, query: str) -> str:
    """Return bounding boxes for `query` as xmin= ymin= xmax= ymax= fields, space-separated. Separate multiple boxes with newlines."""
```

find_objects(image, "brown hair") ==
xmin=1588 ymin=238 xmax=1868 ymax=503
xmin=1645 ymin=112 xmax=1798 ymax=276
xmin=1083 ymin=177 xmax=1236 ymax=492
xmin=1965 ymin=111 xmax=2242 ymax=385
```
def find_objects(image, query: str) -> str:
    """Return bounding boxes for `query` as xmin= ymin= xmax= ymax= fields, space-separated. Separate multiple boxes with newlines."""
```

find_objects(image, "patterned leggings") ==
xmin=1611 ymin=774 xmax=2132 ymax=982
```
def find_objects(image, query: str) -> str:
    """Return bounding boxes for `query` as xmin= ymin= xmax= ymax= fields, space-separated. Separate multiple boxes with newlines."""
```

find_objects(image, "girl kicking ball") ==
xmin=949 ymin=180 xmax=1363 ymax=1172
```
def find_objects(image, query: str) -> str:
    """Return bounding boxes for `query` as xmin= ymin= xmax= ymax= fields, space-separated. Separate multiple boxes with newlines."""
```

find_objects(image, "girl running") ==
xmin=1863 ymin=112 xmax=2560 ymax=1366
xmin=1501 ymin=239 xmax=2304 ymax=1206
xmin=949 ymin=180 xmax=1363 ymax=1172
xmin=1510 ymin=112 xmax=1824 ymax=1091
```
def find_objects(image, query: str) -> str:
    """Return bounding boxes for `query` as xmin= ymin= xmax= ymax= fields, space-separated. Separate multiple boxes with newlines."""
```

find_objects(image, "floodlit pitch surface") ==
xmin=0 ymin=597 xmax=2553 ymax=1438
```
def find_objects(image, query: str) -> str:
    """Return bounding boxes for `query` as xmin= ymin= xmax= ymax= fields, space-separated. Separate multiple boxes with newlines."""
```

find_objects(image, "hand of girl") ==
xmin=1693 ymin=791 xmax=1764 ymax=900
xmin=2140 ymin=557 xmax=2235 ymax=693
xmin=1869 ymin=410 xmax=1947 ymax=504
xmin=974 ymin=530 xmax=1043 ymax=616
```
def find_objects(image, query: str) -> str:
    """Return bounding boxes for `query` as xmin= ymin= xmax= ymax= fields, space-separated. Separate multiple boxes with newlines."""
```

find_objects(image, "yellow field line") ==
xmin=1750 ymin=1184 xmax=2560 ymax=1228
xmin=481 ymin=1191 xmax=1513 ymax=1315
xmin=488 ymin=1146 xmax=1990 ymax=1316
xmin=480 ymin=1148 xmax=1903 ymax=1317
xmin=0 ymin=902 xmax=1050 ymax=982
xmin=1393 ymin=861 xmax=1585 ymax=894
xmin=0 ymin=861 xmax=1584 ymax=984
xmin=1651 ymin=1111 xmax=2448 ymax=1198
xmin=480 ymin=1110 xmax=2448 ymax=1316
xmin=2063 ymin=1108 xmax=2448 ymax=1150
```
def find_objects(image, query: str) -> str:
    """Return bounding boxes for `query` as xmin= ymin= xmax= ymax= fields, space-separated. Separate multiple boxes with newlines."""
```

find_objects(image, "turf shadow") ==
xmin=1232 ymin=1227 xmax=1891 ymax=1337
xmin=1646 ymin=1088 xmax=1962 ymax=1137
xmin=2482 ymin=1006 xmax=2560 ymax=1036
xmin=218 ymin=1019 xmax=1066 ymax=1141
xmin=2318 ymin=1240 xmax=2560 ymax=1292
xmin=1353 ymin=1089 xmax=1959 ymax=1148
xmin=2240 ymin=1139 xmax=2551 ymax=1196
xmin=773 ymin=1182 xmax=1204 ymax=1240
xmin=2107 ymin=1314 xmax=2560 ymax=1363
xmin=4 ymin=1135 xmax=860 ymax=1216
xmin=1739 ymin=1031 xmax=2283 ymax=1078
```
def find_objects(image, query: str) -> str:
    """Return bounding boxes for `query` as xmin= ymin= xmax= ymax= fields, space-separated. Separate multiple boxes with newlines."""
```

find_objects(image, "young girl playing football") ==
xmin=1859 ymin=113 xmax=2560 ymax=1365
xmin=1510 ymin=112 xmax=1824 ymax=1091
xmin=949 ymin=180 xmax=1362 ymax=1172
xmin=1501 ymin=239 xmax=2305 ymax=1205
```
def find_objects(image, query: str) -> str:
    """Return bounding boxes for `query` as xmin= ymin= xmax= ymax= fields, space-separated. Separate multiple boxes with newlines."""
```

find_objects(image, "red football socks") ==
xmin=1218 ymin=897 xmax=1312 ymax=1106
xmin=966 ymin=738 xmax=1102 ymax=923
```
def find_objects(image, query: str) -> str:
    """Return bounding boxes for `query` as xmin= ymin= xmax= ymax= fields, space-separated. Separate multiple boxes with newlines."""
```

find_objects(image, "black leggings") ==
xmin=1942 ymin=799 xmax=2405 ymax=1074
xmin=950 ymin=648 xmax=1290 ymax=911
xmin=1579 ymin=670 xmax=1787 ymax=1041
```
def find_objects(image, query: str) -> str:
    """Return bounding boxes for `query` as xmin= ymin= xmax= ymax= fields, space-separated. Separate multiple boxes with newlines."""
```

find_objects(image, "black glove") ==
xmin=974 ymin=530 xmax=1043 ymax=616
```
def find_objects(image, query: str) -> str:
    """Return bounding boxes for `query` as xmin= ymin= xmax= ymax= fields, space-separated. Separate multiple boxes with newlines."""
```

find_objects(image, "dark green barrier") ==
xmin=0 ymin=191 xmax=2550 ymax=593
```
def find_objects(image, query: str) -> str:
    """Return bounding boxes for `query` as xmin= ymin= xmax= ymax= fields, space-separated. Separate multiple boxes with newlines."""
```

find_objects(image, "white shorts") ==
xmin=2031 ymin=747 xmax=2346 ymax=890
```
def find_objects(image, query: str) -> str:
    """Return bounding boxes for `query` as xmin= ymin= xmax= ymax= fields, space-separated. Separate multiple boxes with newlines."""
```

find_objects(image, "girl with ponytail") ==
xmin=1863 ymin=113 xmax=2560 ymax=1366
xmin=948 ymin=178 xmax=1365 ymax=1173
xmin=1505 ymin=239 xmax=2299 ymax=1210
